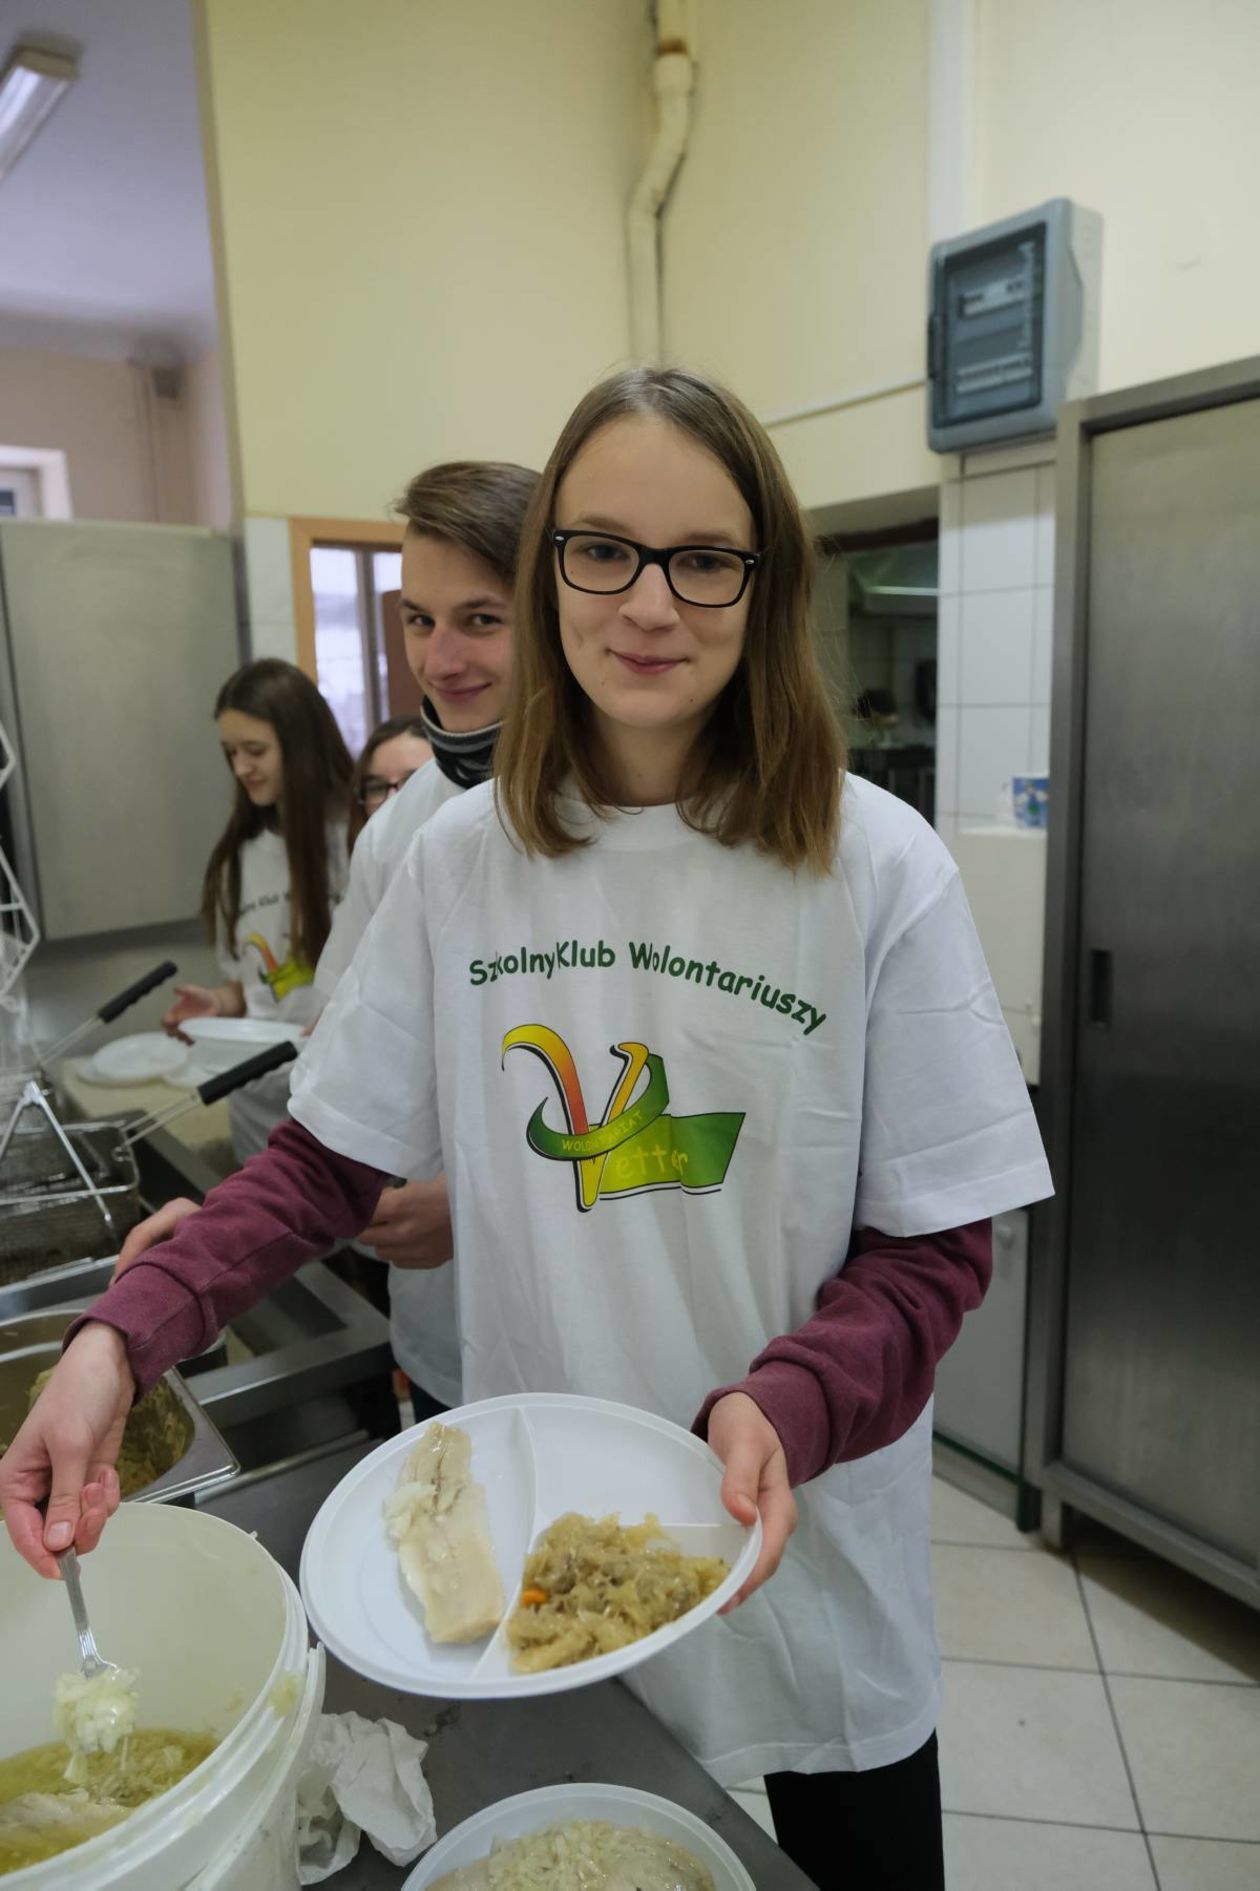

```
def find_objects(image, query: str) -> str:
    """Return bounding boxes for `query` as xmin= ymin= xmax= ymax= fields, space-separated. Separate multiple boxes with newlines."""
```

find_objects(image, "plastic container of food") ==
xmin=404 ymin=1782 xmax=756 ymax=1890
xmin=0 ymin=1504 xmax=320 ymax=1890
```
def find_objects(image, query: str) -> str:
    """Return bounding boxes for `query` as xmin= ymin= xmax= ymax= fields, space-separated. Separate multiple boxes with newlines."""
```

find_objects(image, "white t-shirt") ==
xmin=216 ymin=823 xmax=347 ymax=1160
xmin=292 ymin=775 xmax=1052 ymax=1781
xmin=310 ymin=761 xmax=463 ymax=1403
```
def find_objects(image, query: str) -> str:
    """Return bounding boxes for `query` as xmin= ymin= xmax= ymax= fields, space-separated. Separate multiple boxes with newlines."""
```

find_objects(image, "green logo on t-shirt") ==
xmin=502 ymin=1025 xmax=743 ymax=1213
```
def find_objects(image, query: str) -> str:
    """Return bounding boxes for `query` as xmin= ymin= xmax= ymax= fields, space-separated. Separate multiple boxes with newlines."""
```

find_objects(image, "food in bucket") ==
xmin=506 ymin=1513 xmax=729 ymax=1674
xmin=0 ymin=1727 xmax=216 ymax=1875
xmin=430 ymin=1817 xmax=717 ymax=1889
xmin=54 ymin=1667 xmax=140 ymax=1778
xmin=384 ymin=1422 xmax=506 ymax=1642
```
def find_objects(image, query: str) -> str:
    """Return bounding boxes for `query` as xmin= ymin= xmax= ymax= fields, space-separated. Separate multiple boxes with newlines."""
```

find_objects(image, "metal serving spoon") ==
xmin=55 ymin=1546 xmax=138 ymax=1760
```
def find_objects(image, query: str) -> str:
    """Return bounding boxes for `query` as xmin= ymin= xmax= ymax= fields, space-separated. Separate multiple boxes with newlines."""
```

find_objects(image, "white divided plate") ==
xmin=403 ymin=1782 xmax=755 ymax=1890
xmin=300 ymin=1393 xmax=759 ymax=1702
xmin=173 ymin=1016 xmax=306 ymax=1089
xmin=83 ymin=1032 xmax=190 ymax=1086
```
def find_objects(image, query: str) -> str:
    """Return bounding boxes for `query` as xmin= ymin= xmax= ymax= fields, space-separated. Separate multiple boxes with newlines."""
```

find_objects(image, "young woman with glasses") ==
xmin=3 ymin=371 xmax=1049 ymax=1891
xmin=346 ymin=715 xmax=432 ymax=852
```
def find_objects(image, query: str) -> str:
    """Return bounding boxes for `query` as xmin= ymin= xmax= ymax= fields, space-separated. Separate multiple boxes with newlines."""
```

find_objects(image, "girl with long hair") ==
xmin=162 ymin=657 xmax=352 ymax=1160
xmin=5 ymin=373 xmax=1049 ymax=1890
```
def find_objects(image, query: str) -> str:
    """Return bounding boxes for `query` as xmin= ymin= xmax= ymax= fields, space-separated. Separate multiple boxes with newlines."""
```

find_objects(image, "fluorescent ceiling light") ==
xmin=0 ymin=42 xmax=78 ymax=187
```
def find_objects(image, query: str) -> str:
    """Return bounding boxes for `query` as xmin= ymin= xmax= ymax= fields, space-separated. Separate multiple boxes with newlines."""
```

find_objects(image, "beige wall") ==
xmin=662 ymin=0 xmax=938 ymax=514
xmin=660 ymin=0 xmax=1260 ymax=516
xmin=196 ymin=0 xmax=648 ymax=521
xmin=0 ymin=349 xmax=159 ymax=523
xmin=0 ymin=347 xmax=217 ymax=527
xmin=974 ymin=0 xmax=1260 ymax=394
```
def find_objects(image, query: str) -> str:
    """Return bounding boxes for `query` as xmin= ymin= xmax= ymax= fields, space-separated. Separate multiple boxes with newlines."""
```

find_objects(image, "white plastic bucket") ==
xmin=404 ymin=1782 xmax=756 ymax=1890
xmin=0 ymin=1503 xmax=321 ymax=1891
xmin=189 ymin=1645 xmax=324 ymax=1891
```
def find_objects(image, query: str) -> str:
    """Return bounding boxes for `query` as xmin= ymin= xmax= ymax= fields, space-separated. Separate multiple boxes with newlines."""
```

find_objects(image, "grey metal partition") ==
xmin=1026 ymin=354 xmax=1260 ymax=1608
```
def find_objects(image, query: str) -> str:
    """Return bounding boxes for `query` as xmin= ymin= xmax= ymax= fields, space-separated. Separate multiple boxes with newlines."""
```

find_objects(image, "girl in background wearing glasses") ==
xmin=346 ymin=715 xmax=432 ymax=853
xmin=4 ymin=373 xmax=1050 ymax=1890
xmin=159 ymin=657 xmax=352 ymax=1163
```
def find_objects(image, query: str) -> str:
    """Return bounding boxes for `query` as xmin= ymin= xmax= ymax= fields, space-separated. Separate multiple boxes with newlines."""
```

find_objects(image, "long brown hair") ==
xmin=202 ymin=659 xmax=353 ymax=966
xmin=495 ymin=367 xmax=845 ymax=873
xmin=347 ymin=715 xmax=430 ymax=851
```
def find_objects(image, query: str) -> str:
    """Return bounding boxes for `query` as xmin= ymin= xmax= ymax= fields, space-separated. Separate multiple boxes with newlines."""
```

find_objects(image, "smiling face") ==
xmin=399 ymin=532 xmax=513 ymax=733
xmin=218 ymin=708 xmax=283 ymax=808
xmin=553 ymin=415 xmax=755 ymax=798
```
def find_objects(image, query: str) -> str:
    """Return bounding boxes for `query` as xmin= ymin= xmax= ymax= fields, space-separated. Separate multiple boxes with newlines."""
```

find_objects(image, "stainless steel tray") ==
xmin=0 ymin=1307 xmax=238 ymax=1504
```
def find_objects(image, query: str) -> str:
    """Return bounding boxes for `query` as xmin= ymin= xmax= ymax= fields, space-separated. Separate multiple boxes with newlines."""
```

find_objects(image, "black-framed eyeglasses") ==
xmin=550 ymin=529 xmax=761 ymax=608
xmin=358 ymin=771 xmax=417 ymax=809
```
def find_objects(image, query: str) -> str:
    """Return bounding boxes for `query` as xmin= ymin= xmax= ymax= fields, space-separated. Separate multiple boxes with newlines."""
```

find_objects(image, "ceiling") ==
xmin=0 ymin=0 xmax=216 ymax=358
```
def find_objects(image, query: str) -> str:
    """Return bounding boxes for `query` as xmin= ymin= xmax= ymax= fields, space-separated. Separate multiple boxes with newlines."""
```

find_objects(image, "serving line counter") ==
xmin=202 ymin=1441 xmax=815 ymax=1891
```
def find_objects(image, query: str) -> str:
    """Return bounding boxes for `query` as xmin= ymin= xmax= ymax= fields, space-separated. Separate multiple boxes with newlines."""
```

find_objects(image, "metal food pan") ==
xmin=0 ymin=1308 xmax=238 ymax=1504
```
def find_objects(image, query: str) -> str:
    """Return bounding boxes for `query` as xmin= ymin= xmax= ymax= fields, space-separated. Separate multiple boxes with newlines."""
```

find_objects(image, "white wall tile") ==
xmin=1030 ymin=705 xmax=1051 ymax=775
xmin=1031 ymin=586 xmax=1055 ymax=704
xmin=242 ymin=515 xmax=294 ymax=627
xmin=1035 ymin=462 xmax=1057 ymax=586
xmin=959 ymin=588 xmax=1036 ymax=706
xmin=934 ymin=810 xmax=959 ymax=851
xmin=937 ymin=593 xmax=961 ymax=706
xmin=247 ymin=616 xmax=300 ymax=665
xmin=961 ymin=468 xmax=1038 ymax=592
xmin=934 ymin=704 xmax=959 ymax=816
xmin=957 ymin=705 xmax=1032 ymax=818
xmin=960 ymin=440 xmax=1056 ymax=479
xmin=939 ymin=479 xmax=962 ymax=596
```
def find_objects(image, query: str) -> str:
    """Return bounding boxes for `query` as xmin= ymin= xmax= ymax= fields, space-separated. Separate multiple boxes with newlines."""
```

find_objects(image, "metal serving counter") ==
xmin=203 ymin=1441 xmax=815 ymax=1891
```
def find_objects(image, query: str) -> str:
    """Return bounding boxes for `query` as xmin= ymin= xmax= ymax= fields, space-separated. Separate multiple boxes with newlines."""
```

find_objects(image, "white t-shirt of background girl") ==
xmin=309 ymin=761 xmax=462 ymax=1404
xmin=291 ymin=775 xmax=1052 ymax=1781
xmin=217 ymin=824 xmax=347 ymax=1159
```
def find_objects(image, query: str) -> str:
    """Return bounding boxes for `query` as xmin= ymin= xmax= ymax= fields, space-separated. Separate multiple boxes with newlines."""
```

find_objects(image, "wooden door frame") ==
xmin=288 ymin=517 xmax=405 ymax=679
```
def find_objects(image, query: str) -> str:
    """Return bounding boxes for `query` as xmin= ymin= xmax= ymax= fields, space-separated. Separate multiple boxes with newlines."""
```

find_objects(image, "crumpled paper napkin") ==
xmin=296 ymin=1711 xmax=436 ymax=1883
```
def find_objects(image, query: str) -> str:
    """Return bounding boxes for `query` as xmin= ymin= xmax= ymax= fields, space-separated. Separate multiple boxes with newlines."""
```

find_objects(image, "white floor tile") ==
xmin=934 ymin=1544 xmax=1097 ymax=1670
xmin=728 ymin=1787 xmax=776 ymax=1839
xmin=1148 ymin=1834 xmax=1260 ymax=1890
xmin=944 ymin=1813 xmax=1156 ymax=1891
xmin=931 ymin=1476 xmax=1037 ymax=1550
xmin=939 ymin=1663 xmax=1139 ymax=1828
xmin=1079 ymin=1555 xmax=1260 ymax=1685
xmin=1109 ymin=1676 xmax=1260 ymax=1840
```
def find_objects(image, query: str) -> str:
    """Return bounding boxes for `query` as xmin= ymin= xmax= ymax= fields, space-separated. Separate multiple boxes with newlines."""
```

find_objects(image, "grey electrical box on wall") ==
xmin=927 ymin=198 xmax=1102 ymax=452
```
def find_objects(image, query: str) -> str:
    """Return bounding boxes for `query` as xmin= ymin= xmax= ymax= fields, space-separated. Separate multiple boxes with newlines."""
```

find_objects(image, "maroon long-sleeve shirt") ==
xmin=74 ymin=1118 xmax=991 ymax=1484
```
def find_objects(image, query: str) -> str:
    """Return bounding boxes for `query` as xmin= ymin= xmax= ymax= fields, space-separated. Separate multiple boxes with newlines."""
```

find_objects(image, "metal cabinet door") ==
xmin=1063 ymin=398 xmax=1260 ymax=1561
xmin=0 ymin=521 xmax=240 ymax=939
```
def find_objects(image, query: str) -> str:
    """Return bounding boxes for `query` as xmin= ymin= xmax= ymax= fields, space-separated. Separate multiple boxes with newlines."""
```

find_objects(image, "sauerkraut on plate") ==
xmin=506 ymin=1512 xmax=729 ymax=1674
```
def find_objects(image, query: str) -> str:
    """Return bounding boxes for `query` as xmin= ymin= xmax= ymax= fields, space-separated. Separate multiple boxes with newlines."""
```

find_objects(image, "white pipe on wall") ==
xmin=761 ymin=375 xmax=927 ymax=430
xmin=627 ymin=9 xmax=694 ymax=366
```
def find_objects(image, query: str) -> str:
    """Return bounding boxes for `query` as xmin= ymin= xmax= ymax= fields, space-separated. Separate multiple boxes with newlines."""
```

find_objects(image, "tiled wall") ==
xmin=242 ymin=516 xmax=299 ymax=666
xmin=935 ymin=444 xmax=1056 ymax=847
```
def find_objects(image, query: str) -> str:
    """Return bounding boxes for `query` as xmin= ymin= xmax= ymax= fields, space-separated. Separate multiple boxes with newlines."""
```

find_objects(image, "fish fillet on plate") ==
xmin=384 ymin=1423 xmax=505 ymax=1643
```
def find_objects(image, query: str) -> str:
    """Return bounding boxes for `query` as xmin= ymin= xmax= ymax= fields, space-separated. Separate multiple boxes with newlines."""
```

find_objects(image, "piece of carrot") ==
xmin=519 ymin=1586 xmax=549 ymax=1607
